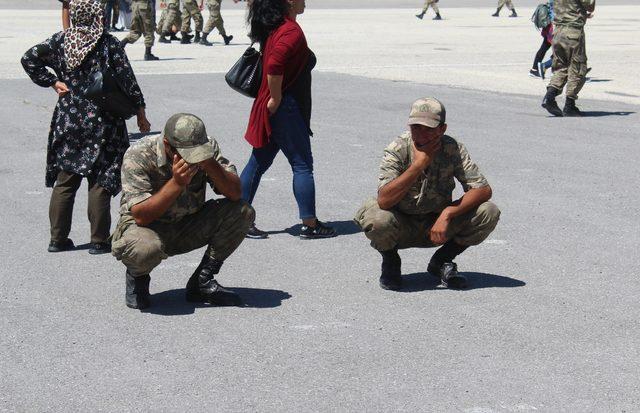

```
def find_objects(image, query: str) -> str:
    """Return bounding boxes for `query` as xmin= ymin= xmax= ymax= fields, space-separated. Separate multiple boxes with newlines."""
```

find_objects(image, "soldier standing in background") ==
xmin=542 ymin=0 xmax=595 ymax=117
xmin=121 ymin=0 xmax=160 ymax=60
xmin=111 ymin=114 xmax=254 ymax=310
xmin=158 ymin=0 xmax=186 ymax=43
xmin=416 ymin=0 xmax=442 ymax=21
xmin=492 ymin=0 xmax=517 ymax=17
xmin=354 ymin=98 xmax=500 ymax=291
xmin=200 ymin=0 xmax=234 ymax=45
xmin=181 ymin=0 xmax=204 ymax=44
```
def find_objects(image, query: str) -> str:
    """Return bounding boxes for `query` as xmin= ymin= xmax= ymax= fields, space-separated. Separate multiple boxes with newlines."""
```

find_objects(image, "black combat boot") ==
xmin=159 ymin=32 xmax=171 ymax=43
xmin=415 ymin=12 xmax=425 ymax=19
xmin=185 ymin=255 xmax=242 ymax=306
xmin=492 ymin=7 xmax=500 ymax=16
xmin=379 ymin=249 xmax=402 ymax=291
xmin=509 ymin=8 xmax=518 ymax=17
xmin=119 ymin=38 xmax=129 ymax=48
xmin=542 ymin=87 xmax=563 ymax=117
xmin=222 ymin=34 xmax=233 ymax=45
xmin=180 ymin=31 xmax=191 ymax=44
xmin=170 ymin=32 xmax=181 ymax=41
xmin=144 ymin=47 xmax=159 ymax=61
xmin=125 ymin=271 xmax=151 ymax=309
xmin=193 ymin=31 xmax=201 ymax=43
xmin=428 ymin=240 xmax=469 ymax=289
xmin=199 ymin=32 xmax=213 ymax=46
xmin=433 ymin=13 xmax=442 ymax=20
xmin=563 ymin=97 xmax=583 ymax=117
xmin=48 ymin=238 xmax=74 ymax=253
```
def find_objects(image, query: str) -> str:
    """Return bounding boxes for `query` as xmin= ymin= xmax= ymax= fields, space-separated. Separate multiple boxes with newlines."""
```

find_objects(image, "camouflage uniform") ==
xmin=548 ymin=0 xmax=595 ymax=100
xmin=111 ymin=134 xmax=254 ymax=277
xmin=203 ymin=0 xmax=227 ymax=36
xmin=497 ymin=0 xmax=514 ymax=11
xmin=421 ymin=0 xmax=439 ymax=15
xmin=354 ymin=132 xmax=500 ymax=252
xmin=156 ymin=0 xmax=182 ymax=35
xmin=181 ymin=0 xmax=204 ymax=33
xmin=124 ymin=0 xmax=156 ymax=47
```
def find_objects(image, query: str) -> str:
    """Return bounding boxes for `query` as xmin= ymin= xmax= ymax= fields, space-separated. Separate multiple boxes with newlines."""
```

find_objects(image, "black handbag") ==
xmin=81 ymin=40 xmax=137 ymax=119
xmin=225 ymin=45 xmax=262 ymax=98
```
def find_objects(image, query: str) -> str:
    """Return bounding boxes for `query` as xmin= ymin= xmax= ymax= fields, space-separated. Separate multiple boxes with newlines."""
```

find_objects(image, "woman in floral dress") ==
xmin=21 ymin=0 xmax=150 ymax=254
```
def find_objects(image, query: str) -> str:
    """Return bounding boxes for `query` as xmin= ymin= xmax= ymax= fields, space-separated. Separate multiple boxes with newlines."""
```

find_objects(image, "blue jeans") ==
xmin=240 ymin=95 xmax=316 ymax=220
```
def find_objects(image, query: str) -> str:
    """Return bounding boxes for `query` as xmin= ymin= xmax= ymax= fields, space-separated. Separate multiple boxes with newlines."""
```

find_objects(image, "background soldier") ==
xmin=542 ymin=0 xmax=595 ymax=117
xmin=181 ymin=0 xmax=204 ymax=44
xmin=158 ymin=0 xmax=185 ymax=43
xmin=492 ymin=0 xmax=517 ymax=17
xmin=112 ymin=113 xmax=254 ymax=310
xmin=416 ymin=0 xmax=442 ymax=21
xmin=354 ymin=98 xmax=500 ymax=291
xmin=121 ymin=0 xmax=159 ymax=61
xmin=200 ymin=0 xmax=234 ymax=45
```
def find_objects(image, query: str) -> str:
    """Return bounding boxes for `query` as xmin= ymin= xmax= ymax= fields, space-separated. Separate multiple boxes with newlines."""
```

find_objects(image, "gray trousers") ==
xmin=49 ymin=170 xmax=112 ymax=244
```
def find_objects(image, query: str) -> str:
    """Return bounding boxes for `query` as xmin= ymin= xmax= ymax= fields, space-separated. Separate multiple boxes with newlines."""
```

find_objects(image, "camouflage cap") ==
xmin=407 ymin=97 xmax=446 ymax=128
xmin=163 ymin=113 xmax=214 ymax=164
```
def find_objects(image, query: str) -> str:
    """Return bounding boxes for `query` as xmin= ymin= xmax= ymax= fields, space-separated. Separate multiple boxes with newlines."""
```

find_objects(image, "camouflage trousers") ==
xmin=156 ymin=0 xmax=181 ymax=35
xmin=354 ymin=198 xmax=500 ymax=252
xmin=111 ymin=199 xmax=254 ymax=277
xmin=422 ymin=0 xmax=439 ymax=14
xmin=203 ymin=0 xmax=226 ymax=36
xmin=549 ymin=25 xmax=588 ymax=100
xmin=181 ymin=0 xmax=204 ymax=33
xmin=497 ymin=0 xmax=514 ymax=10
xmin=125 ymin=0 xmax=156 ymax=47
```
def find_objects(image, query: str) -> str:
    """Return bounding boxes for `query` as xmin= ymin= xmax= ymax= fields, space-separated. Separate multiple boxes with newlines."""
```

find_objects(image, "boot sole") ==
xmin=542 ymin=103 xmax=563 ymax=117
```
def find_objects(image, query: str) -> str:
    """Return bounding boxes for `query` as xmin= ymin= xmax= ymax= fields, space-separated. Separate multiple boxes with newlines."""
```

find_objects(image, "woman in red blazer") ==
xmin=240 ymin=0 xmax=336 ymax=239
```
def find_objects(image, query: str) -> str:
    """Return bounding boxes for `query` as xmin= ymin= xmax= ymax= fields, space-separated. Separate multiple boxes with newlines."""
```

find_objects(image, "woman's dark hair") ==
xmin=247 ymin=0 xmax=289 ymax=47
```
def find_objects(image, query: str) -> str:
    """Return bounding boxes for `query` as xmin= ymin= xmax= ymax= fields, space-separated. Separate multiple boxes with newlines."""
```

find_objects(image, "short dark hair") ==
xmin=247 ymin=0 xmax=289 ymax=47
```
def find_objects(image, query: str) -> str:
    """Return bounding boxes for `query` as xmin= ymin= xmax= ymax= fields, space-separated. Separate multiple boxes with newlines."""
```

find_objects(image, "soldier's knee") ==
xmin=478 ymin=201 xmax=501 ymax=225
xmin=113 ymin=231 xmax=164 ymax=270
xmin=361 ymin=208 xmax=398 ymax=242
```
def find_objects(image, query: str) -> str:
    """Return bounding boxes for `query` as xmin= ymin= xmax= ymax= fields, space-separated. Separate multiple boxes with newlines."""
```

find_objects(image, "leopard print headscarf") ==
xmin=63 ymin=0 xmax=104 ymax=71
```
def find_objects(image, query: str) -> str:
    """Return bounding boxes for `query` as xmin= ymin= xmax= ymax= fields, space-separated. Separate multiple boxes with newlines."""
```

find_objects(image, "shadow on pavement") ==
xmin=144 ymin=287 xmax=291 ymax=316
xmin=579 ymin=111 xmax=635 ymax=117
xmin=398 ymin=272 xmax=526 ymax=293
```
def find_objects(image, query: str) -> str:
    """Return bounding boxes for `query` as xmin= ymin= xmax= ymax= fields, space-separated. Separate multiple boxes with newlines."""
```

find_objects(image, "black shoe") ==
xmin=48 ymin=238 xmax=74 ymax=253
xmin=125 ymin=271 xmax=151 ymax=309
xmin=433 ymin=13 xmax=442 ymax=20
xmin=427 ymin=261 xmax=468 ymax=289
xmin=170 ymin=33 xmax=180 ymax=41
xmin=159 ymin=35 xmax=171 ymax=43
xmin=379 ymin=249 xmax=402 ymax=290
xmin=492 ymin=9 xmax=500 ymax=16
xmin=509 ymin=9 xmax=517 ymax=17
xmin=199 ymin=33 xmax=213 ymax=46
xmin=88 ymin=242 xmax=111 ymax=255
xmin=246 ymin=223 xmax=268 ymax=239
xmin=415 ymin=12 xmax=424 ymax=19
xmin=563 ymin=98 xmax=583 ymax=117
xmin=299 ymin=220 xmax=337 ymax=239
xmin=144 ymin=47 xmax=159 ymax=61
xmin=180 ymin=32 xmax=191 ymax=44
xmin=529 ymin=68 xmax=540 ymax=78
xmin=193 ymin=31 xmax=201 ymax=43
xmin=222 ymin=34 xmax=233 ymax=45
xmin=542 ymin=88 xmax=563 ymax=117
xmin=185 ymin=256 xmax=242 ymax=306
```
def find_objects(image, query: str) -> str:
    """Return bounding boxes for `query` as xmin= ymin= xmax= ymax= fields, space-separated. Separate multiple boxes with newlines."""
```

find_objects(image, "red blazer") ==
xmin=244 ymin=17 xmax=310 ymax=148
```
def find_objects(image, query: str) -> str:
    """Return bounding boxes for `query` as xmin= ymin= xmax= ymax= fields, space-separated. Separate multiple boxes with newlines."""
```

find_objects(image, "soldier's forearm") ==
xmin=200 ymin=160 xmax=242 ymax=201
xmin=130 ymin=179 xmax=184 ymax=226
xmin=442 ymin=186 xmax=492 ymax=220
xmin=377 ymin=164 xmax=423 ymax=210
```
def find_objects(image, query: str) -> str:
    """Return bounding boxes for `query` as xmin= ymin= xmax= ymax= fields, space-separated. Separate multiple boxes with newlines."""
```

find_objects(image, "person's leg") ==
xmin=123 ymin=2 xmax=143 ymax=45
xmin=104 ymin=0 xmax=113 ymax=28
xmin=49 ymin=170 xmax=83 ymax=248
xmin=239 ymin=140 xmax=280 ymax=205
xmin=432 ymin=1 xmax=441 ymax=18
xmin=269 ymin=96 xmax=316 ymax=222
xmin=112 ymin=0 xmax=120 ymax=28
xmin=543 ymin=26 xmax=572 ymax=116
xmin=86 ymin=177 xmax=111 ymax=246
xmin=532 ymin=37 xmax=551 ymax=70
xmin=564 ymin=29 xmax=588 ymax=115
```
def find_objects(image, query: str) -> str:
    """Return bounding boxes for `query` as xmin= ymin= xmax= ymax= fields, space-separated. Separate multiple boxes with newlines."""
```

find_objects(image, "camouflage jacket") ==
xmin=378 ymin=132 xmax=489 ymax=215
xmin=554 ymin=0 xmax=595 ymax=28
xmin=118 ymin=134 xmax=237 ymax=224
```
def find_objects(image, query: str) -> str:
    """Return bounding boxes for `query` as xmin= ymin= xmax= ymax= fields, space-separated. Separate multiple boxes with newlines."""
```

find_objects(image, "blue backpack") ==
xmin=531 ymin=3 xmax=551 ymax=29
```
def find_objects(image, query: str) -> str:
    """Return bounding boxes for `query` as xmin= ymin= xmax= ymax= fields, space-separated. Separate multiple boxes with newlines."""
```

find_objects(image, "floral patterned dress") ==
xmin=21 ymin=31 xmax=145 ymax=195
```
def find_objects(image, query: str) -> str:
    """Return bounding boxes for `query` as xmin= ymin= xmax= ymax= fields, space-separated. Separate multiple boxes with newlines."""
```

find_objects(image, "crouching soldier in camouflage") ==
xmin=112 ymin=113 xmax=254 ymax=309
xmin=354 ymin=98 xmax=500 ymax=291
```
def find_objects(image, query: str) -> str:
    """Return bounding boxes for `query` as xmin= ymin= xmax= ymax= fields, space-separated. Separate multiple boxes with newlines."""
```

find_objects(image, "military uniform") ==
xmin=181 ymin=0 xmax=204 ymax=34
xmin=203 ymin=0 xmax=227 ymax=36
xmin=354 ymin=132 xmax=500 ymax=252
xmin=156 ymin=0 xmax=182 ymax=36
xmin=112 ymin=133 xmax=254 ymax=277
xmin=420 ymin=0 xmax=439 ymax=16
xmin=548 ymin=0 xmax=594 ymax=101
xmin=123 ymin=0 xmax=156 ymax=47
xmin=493 ymin=0 xmax=516 ymax=17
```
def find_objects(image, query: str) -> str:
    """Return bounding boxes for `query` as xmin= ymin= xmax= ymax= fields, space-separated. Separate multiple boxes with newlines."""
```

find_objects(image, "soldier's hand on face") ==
xmin=171 ymin=154 xmax=198 ymax=187
xmin=411 ymin=139 xmax=441 ymax=171
xmin=52 ymin=81 xmax=69 ymax=97
xmin=430 ymin=213 xmax=450 ymax=245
